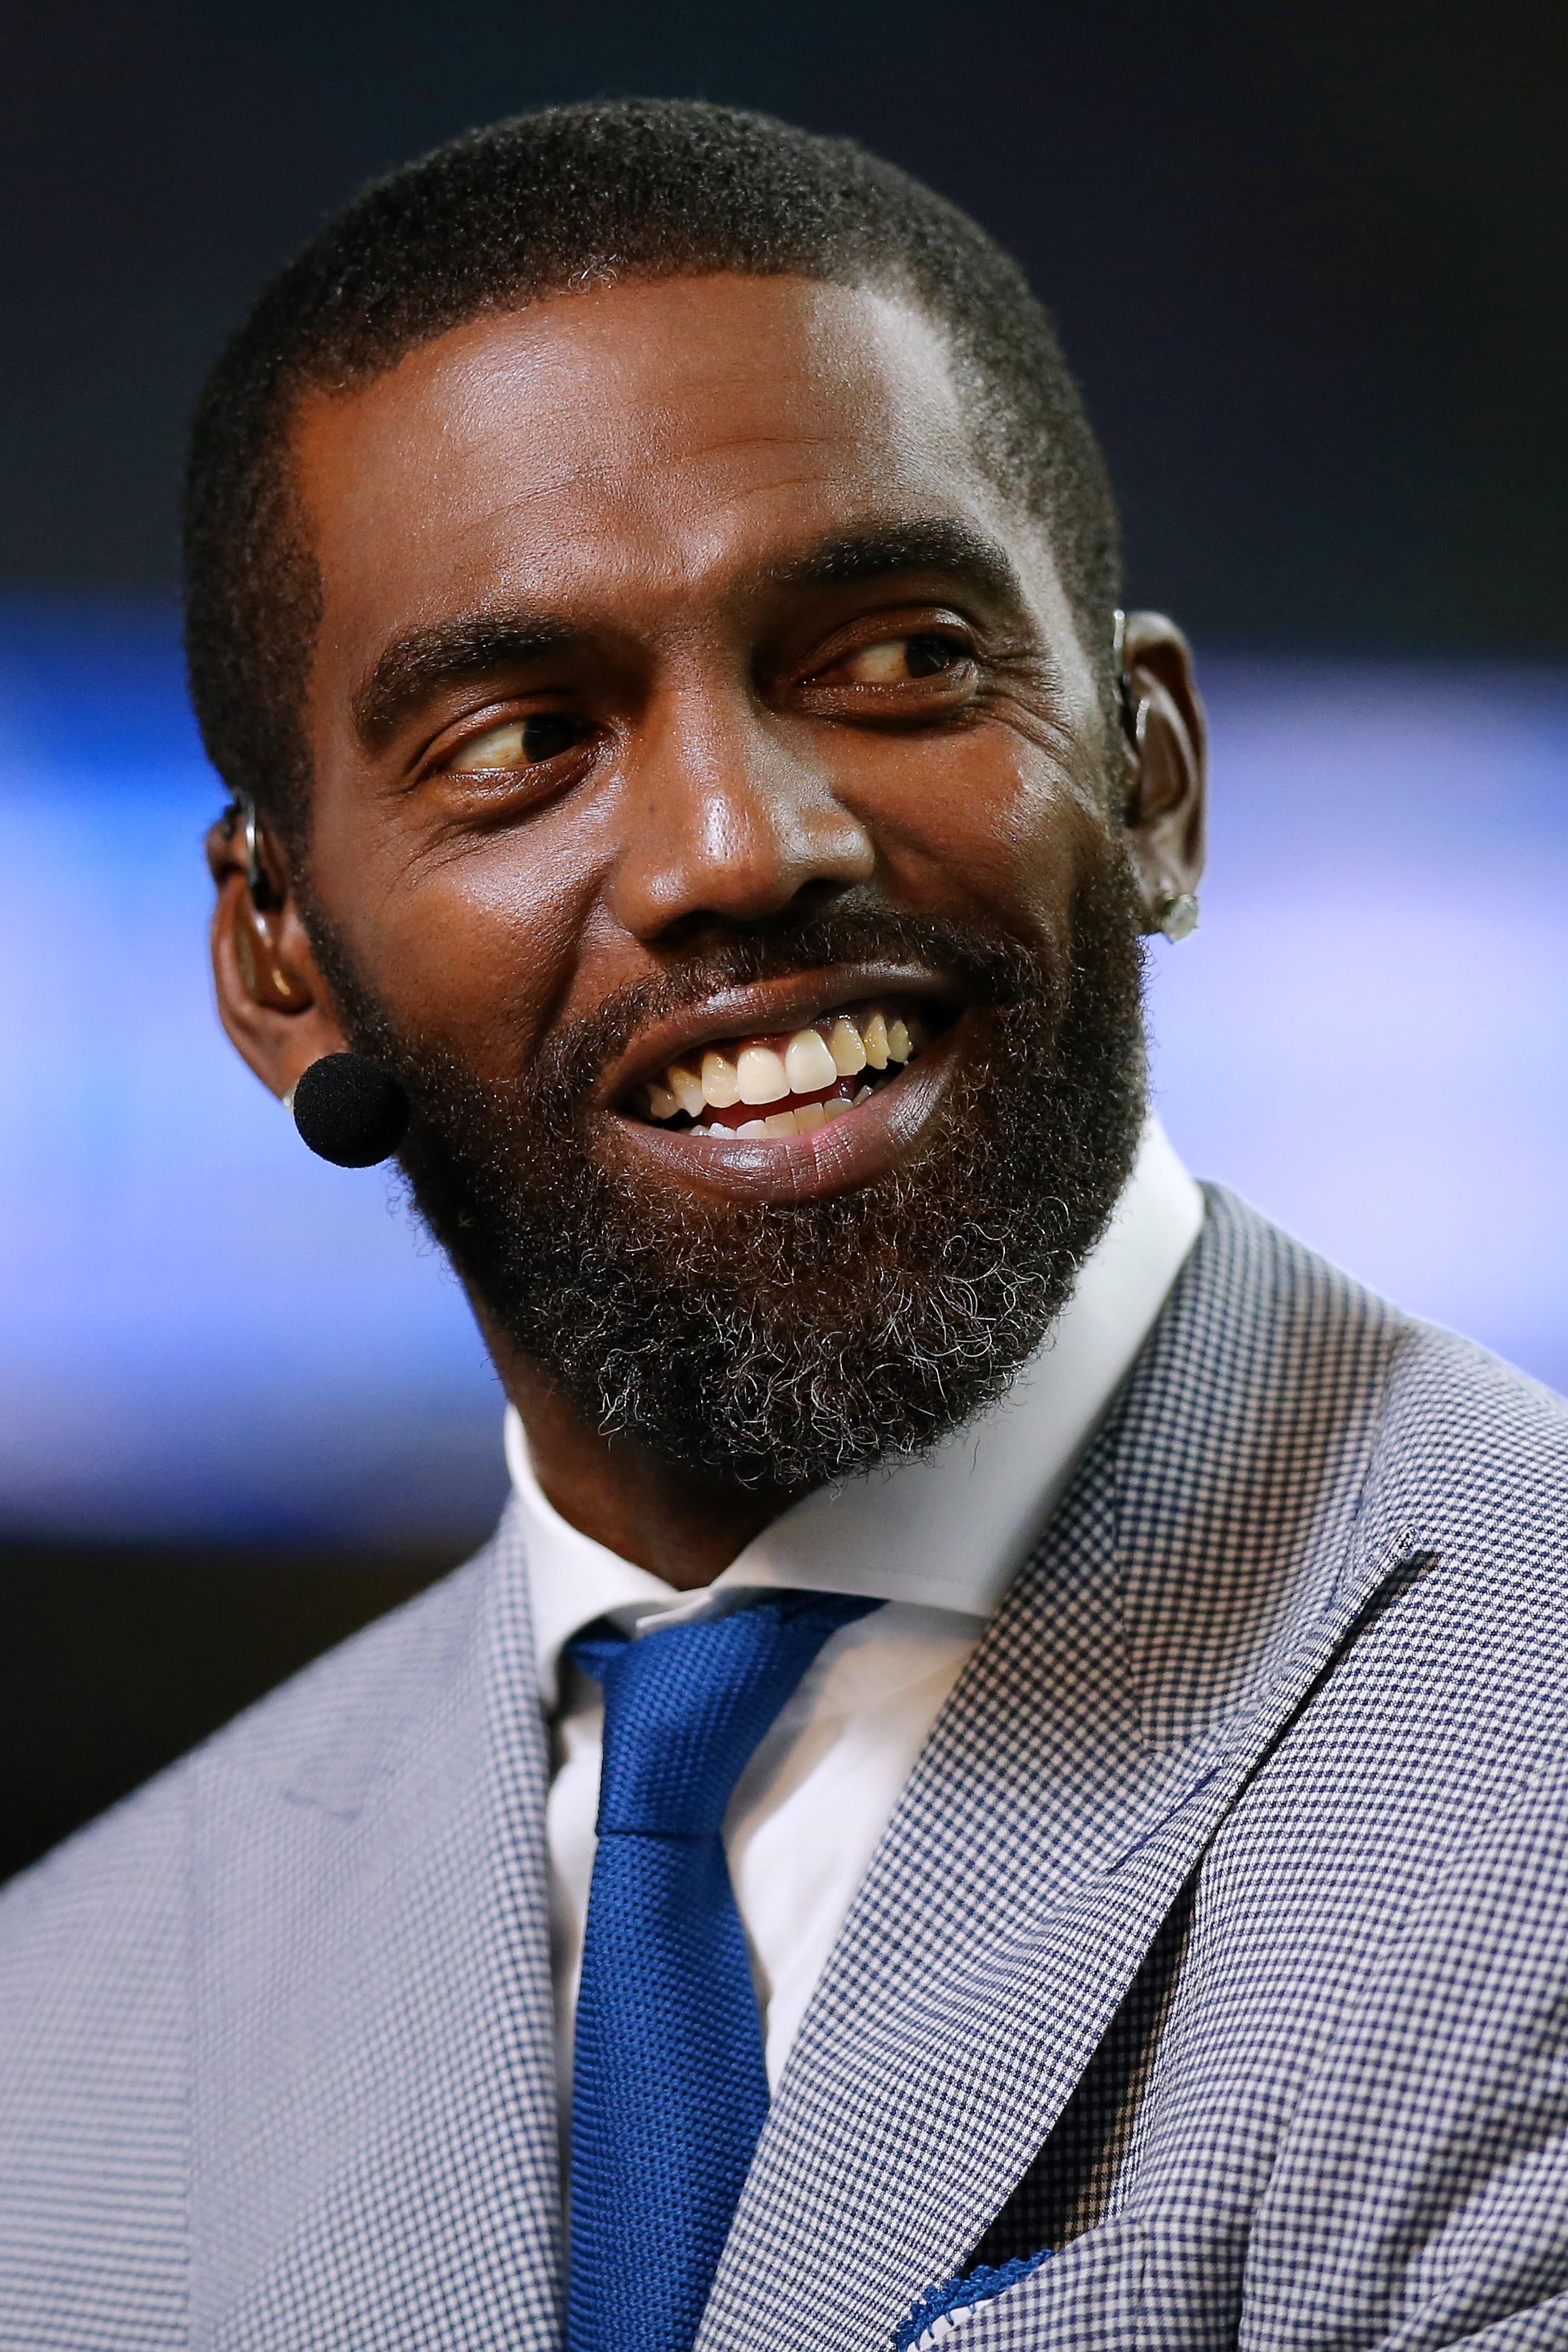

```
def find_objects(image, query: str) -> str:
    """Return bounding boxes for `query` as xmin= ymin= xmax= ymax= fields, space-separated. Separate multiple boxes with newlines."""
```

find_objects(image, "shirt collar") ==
xmin=507 ymin=1115 xmax=1204 ymax=1704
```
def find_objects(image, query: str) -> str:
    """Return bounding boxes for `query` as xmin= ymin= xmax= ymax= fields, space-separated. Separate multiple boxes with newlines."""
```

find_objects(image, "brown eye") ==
xmin=520 ymin=713 xmax=583 ymax=762
xmin=452 ymin=713 xmax=583 ymax=771
xmin=838 ymin=633 xmax=966 ymax=686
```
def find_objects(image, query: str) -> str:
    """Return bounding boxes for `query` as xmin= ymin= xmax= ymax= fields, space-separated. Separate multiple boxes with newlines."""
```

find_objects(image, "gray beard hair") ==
xmin=304 ymin=867 xmax=1148 ymax=1492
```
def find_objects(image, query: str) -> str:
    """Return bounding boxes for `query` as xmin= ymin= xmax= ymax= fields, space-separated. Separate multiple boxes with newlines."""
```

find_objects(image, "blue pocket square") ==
xmin=894 ymin=2248 xmax=1054 ymax=2352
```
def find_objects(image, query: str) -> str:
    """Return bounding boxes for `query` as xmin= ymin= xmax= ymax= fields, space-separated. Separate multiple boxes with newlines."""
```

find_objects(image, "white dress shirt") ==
xmin=506 ymin=1117 xmax=1204 ymax=2115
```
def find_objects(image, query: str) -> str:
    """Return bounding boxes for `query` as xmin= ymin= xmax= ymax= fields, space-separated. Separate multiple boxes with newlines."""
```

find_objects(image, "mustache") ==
xmin=532 ymin=906 xmax=1058 ymax=1115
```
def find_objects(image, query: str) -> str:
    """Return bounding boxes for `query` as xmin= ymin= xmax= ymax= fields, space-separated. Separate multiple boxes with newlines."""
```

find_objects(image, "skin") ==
xmin=208 ymin=271 xmax=1206 ymax=1587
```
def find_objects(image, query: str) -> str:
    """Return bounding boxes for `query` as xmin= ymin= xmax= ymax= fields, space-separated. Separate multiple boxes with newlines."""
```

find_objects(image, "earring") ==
xmin=292 ymin=1052 xmax=410 ymax=1167
xmin=1155 ymin=885 xmax=1200 ymax=943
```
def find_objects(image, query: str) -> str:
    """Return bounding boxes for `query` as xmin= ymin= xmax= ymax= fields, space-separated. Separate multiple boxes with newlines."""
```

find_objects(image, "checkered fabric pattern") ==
xmin=4 ymin=1189 xmax=1568 ymax=2351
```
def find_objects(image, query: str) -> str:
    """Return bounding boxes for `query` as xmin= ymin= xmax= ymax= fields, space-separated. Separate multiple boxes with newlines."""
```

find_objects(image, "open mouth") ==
xmin=622 ymin=998 xmax=940 ymax=1141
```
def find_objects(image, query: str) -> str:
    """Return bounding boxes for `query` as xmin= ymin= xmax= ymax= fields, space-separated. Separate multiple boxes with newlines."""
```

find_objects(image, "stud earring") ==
xmin=291 ymin=1052 xmax=410 ymax=1167
xmin=1155 ymin=885 xmax=1200 ymax=943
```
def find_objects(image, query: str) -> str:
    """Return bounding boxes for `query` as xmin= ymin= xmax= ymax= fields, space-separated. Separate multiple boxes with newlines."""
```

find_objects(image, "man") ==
xmin=3 ymin=99 xmax=1567 ymax=2352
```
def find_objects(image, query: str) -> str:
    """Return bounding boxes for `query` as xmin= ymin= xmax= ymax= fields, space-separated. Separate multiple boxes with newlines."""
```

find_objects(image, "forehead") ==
xmin=292 ymin=274 xmax=1043 ymax=643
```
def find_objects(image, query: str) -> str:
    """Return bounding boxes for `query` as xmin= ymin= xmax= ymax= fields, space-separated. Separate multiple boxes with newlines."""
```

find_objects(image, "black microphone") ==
xmin=292 ymin=1052 xmax=410 ymax=1168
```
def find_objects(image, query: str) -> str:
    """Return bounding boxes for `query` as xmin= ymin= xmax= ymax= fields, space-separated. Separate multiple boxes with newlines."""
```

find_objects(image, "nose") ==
xmin=606 ymin=688 xmax=878 ymax=944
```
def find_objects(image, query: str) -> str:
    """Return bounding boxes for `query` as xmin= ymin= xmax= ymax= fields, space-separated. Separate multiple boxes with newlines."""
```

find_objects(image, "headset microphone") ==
xmin=292 ymin=1052 xmax=410 ymax=1168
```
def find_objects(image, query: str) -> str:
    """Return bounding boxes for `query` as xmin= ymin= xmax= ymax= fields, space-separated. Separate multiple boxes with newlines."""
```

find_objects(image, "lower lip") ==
xmin=605 ymin=1021 xmax=965 ymax=1205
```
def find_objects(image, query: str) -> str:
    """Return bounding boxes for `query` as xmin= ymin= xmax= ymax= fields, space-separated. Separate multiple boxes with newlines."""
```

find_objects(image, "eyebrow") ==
xmin=765 ymin=519 xmax=1026 ymax=605
xmin=353 ymin=613 xmax=577 ymax=748
xmin=350 ymin=518 xmax=1027 ymax=749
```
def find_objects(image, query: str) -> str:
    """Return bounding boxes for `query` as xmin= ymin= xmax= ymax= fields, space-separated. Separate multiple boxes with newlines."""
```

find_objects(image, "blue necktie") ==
xmin=565 ymin=1592 xmax=879 ymax=2352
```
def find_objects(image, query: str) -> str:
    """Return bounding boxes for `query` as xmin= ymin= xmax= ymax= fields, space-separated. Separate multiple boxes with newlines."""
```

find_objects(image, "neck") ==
xmin=490 ymin=1335 xmax=804 ymax=1590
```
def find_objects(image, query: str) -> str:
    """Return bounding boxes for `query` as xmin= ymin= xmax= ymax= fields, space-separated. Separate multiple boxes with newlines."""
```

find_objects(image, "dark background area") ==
xmin=4 ymin=0 xmax=1564 ymax=1877
xmin=4 ymin=0 xmax=1565 ymax=646
xmin=0 ymin=1547 xmax=450 ymax=1882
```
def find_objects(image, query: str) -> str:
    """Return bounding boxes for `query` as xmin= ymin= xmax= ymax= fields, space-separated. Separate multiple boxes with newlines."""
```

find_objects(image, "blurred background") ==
xmin=2 ymin=0 xmax=1564 ymax=1874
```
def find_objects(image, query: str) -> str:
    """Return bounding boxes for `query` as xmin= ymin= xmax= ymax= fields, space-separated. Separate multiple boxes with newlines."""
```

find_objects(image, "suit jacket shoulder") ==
xmin=0 ymin=1540 xmax=564 ymax=2351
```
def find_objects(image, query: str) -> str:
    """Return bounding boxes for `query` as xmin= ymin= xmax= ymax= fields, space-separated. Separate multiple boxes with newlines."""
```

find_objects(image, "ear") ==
xmin=206 ymin=805 xmax=349 ymax=1099
xmin=1116 ymin=611 xmax=1206 ymax=933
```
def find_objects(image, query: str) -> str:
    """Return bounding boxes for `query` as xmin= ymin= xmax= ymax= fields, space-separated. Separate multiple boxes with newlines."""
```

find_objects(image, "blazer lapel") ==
xmin=699 ymin=1191 xmax=1426 ymax=2352
xmin=189 ymin=1503 xmax=562 ymax=2349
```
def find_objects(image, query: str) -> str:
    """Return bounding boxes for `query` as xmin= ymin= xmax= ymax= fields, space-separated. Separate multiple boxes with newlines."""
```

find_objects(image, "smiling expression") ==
xmin=283 ymin=271 xmax=1118 ymax=1211
xmin=205 ymin=265 xmax=1206 ymax=1516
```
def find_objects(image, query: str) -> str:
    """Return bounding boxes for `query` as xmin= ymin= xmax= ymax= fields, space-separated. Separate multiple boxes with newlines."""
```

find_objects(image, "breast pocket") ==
xmin=953 ymin=2220 xmax=1148 ymax=2352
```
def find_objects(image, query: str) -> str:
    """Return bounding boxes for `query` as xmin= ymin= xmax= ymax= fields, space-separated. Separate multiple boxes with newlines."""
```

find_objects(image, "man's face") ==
xmin=254 ymin=273 xmax=1158 ymax=1487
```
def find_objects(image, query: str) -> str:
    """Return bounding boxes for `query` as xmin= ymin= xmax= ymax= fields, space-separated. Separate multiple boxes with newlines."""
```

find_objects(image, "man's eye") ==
xmin=837 ymin=634 xmax=966 ymax=686
xmin=452 ymin=713 xmax=582 ymax=771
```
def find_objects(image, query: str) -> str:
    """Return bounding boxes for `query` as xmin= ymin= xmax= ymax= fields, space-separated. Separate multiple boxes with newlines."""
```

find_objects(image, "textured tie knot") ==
xmin=572 ymin=1593 xmax=877 ymax=1839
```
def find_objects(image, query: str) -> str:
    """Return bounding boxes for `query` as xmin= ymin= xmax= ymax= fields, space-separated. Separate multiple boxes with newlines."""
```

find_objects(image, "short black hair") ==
xmin=184 ymin=99 xmax=1121 ymax=850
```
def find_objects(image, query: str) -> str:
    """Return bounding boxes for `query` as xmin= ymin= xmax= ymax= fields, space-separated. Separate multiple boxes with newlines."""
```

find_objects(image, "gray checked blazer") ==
xmin=5 ymin=1189 xmax=1568 ymax=2350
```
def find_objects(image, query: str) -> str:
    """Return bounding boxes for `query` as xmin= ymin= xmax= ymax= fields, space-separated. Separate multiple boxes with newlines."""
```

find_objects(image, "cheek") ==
xmin=312 ymin=805 xmax=603 ymax=1078
xmin=414 ymin=869 xmax=581 ymax=1061
xmin=850 ymin=733 xmax=1097 ymax=935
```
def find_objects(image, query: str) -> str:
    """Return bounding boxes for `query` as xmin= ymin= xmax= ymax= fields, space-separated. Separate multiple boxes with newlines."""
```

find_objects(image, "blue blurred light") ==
xmin=1150 ymin=656 xmax=1568 ymax=1403
xmin=1 ymin=602 xmax=1564 ymax=1546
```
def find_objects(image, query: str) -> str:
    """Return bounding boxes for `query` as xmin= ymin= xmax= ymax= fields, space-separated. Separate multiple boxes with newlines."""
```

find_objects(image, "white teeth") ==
xmin=793 ymin=1101 xmax=828 ymax=1133
xmin=828 ymin=1017 xmax=867 ymax=1076
xmin=660 ymin=1006 xmax=922 ymax=1130
xmin=763 ymin=1110 xmax=798 ymax=1137
xmin=853 ymin=1084 xmax=873 ymax=1104
xmin=700 ymin=1049 xmax=741 ymax=1108
xmin=668 ymin=1062 xmax=706 ymax=1119
xmin=823 ymin=1097 xmax=852 ymax=1120
xmin=737 ymin=1044 xmax=790 ymax=1105
xmin=785 ymin=1027 xmax=838 ymax=1094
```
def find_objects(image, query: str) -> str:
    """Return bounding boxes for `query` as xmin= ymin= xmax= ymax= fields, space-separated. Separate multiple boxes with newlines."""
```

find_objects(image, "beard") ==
xmin=304 ymin=856 xmax=1148 ymax=1492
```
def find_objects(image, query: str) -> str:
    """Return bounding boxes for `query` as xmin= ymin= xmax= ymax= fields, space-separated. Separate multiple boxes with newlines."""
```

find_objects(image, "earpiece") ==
xmin=1113 ymin=616 xmax=1201 ymax=945
xmin=1112 ymin=608 xmax=1139 ymax=743
xmin=292 ymin=1052 xmax=410 ymax=1168
xmin=212 ymin=806 xmax=410 ymax=1154
xmin=220 ymin=794 xmax=310 ymax=1010
xmin=232 ymin=791 xmax=279 ymax=911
